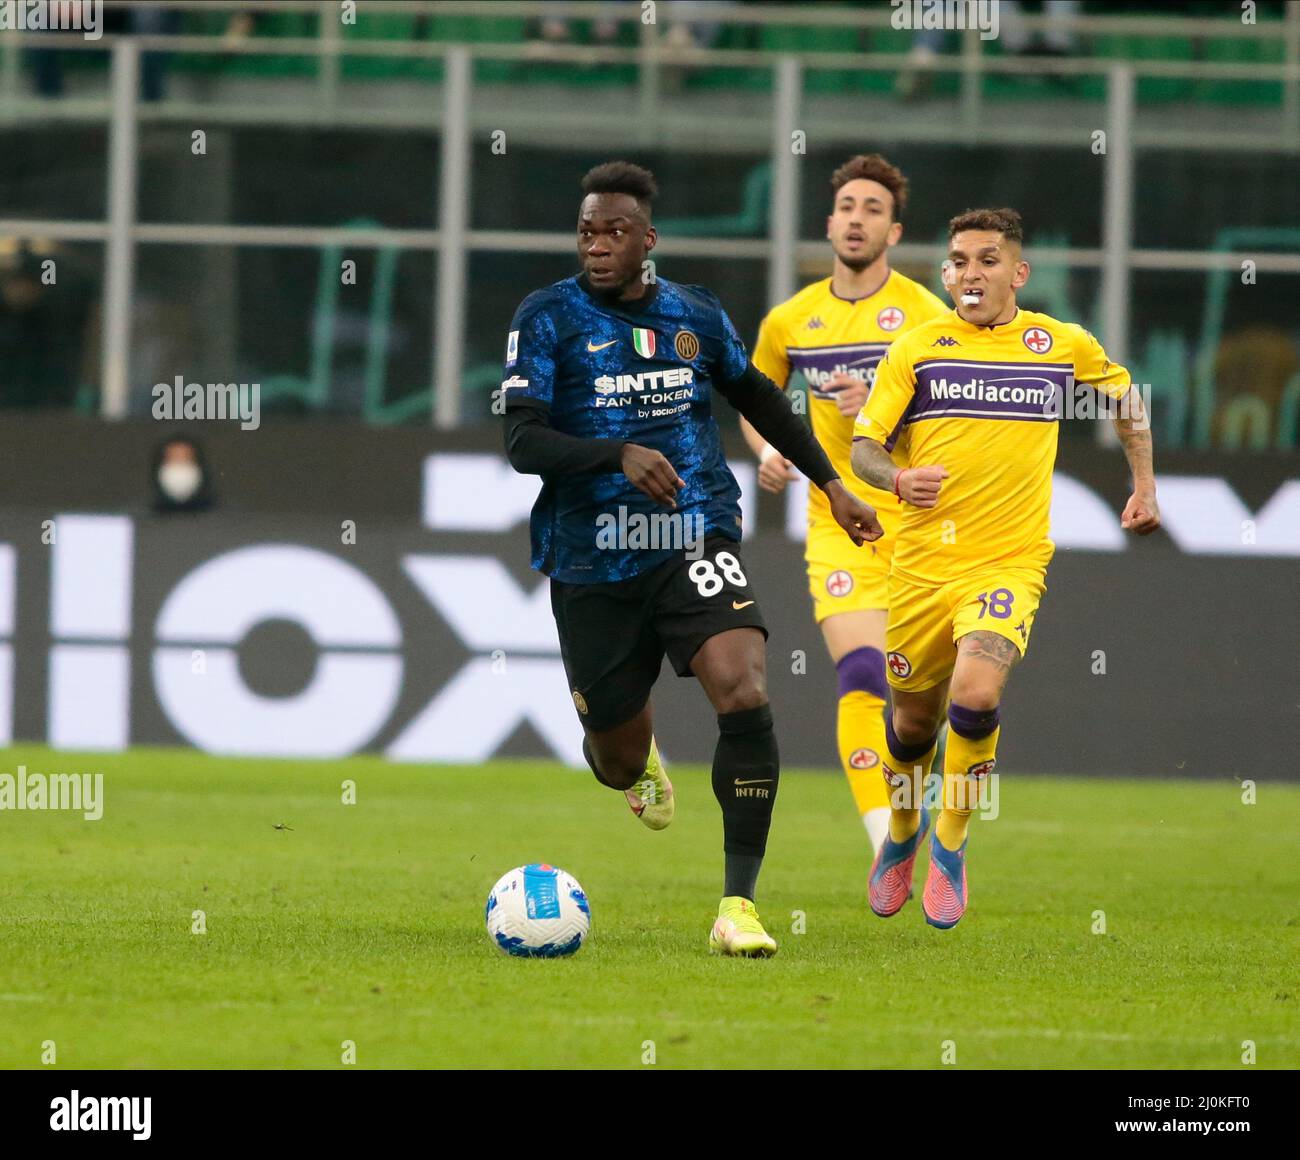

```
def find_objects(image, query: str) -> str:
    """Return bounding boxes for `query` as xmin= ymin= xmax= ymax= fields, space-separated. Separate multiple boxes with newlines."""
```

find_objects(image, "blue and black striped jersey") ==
xmin=504 ymin=275 xmax=751 ymax=583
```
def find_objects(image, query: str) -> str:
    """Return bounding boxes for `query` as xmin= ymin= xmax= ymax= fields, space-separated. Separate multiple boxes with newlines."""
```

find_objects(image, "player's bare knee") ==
xmin=892 ymin=706 xmax=939 ymax=747
xmin=584 ymin=733 xmax=648 ymax=790
xmin=946 ymin=677 xmax=1002 ymax=712
xmin=712 ymin=674 xmax=768 ymax=716
xmin=593 ymin=752 xmax=642 ymax=790
xmin=953 ymin=631 xmax=1020 ymax=707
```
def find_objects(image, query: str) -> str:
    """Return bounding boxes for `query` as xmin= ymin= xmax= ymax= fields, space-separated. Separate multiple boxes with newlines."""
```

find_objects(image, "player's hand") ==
xmin=757 ymin=445 xmax=798 ymax=494
xmin=825 ymin=479 xmax=883 ymax=546
xmin=621 ymin=443 xmax=685 ymax=508
xmin=895 ymin=465 xmax=948 ymax=508
xmin=1120 ymin=487 xmax=1160 ymax=535
xmin=824 ymin=372 xmax=868 ymax=418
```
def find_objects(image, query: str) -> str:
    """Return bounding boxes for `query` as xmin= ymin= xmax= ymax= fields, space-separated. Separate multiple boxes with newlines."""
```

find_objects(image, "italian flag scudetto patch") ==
xmin=632 ymin=328 xmax=656 ymax=358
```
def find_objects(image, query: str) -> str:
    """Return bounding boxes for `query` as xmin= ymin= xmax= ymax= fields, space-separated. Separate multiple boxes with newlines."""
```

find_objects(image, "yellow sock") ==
xmin=937 ymin=722 xmax=1000 ymax=851
xmin=837 ymin=690 xmax=891 ymax=817
xmin=883 ymin=738 xmax=937 ymax=844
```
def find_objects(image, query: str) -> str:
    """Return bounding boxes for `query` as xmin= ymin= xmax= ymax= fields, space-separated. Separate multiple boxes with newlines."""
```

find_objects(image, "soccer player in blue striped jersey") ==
xmin=503 ymin=161 xmax=883 ymax=956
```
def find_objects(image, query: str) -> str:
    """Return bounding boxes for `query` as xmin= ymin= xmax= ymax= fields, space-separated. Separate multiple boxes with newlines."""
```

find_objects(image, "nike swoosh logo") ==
xmin=732 ymin=600 xmax=754 ymax=610
xmin=734 ymin=778 xmax=773 ymax=786
xmin=587 ymin=339 xmax=618 ymax=352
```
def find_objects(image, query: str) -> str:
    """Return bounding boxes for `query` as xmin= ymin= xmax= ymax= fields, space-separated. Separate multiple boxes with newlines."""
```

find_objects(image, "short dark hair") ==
xmin=948 ymin=207 xmax=1024 ymax=244
xmin=829 ymin=153 xmax=908 ymax=221
xmin=581 ymin=161 xmax=658 ymax=213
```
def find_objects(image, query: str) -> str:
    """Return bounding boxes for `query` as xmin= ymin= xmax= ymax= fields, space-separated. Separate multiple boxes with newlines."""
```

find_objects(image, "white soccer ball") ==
xmin=485 ymin=863 xmax=591 ymax=958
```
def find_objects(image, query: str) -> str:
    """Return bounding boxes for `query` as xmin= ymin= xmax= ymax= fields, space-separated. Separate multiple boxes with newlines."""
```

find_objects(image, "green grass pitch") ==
xmin=0 ymin=745 xmax=1295 ymax=1070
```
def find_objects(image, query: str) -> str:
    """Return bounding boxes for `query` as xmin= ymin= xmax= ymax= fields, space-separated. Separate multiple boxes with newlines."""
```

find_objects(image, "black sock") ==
xmin=712 ymin=703 xmax=779 ymax=902
xmin=582 ymin=735 xmax=621 ymax=790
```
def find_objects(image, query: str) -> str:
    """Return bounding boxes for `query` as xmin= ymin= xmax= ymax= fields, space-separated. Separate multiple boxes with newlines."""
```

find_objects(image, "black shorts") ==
xmin=550 ymin=534 xmax=768 ymax=733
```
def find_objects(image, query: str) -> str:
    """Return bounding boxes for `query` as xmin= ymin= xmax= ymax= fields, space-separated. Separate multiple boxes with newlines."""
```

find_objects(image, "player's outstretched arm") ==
xmin=505 ymin=400 xmax=686 ymax=506
xmin=716 ymin=362 xmax=880 ymax=543
xmin=824 ymin=479 xmax=884 ymax=546
xmin=503 ymin=399 xmax=627 ymax=475
xmin=714 ymin=362 xmax=835 ymax=487
xmin=1113 ymin=388 xmax=1160 ymax=535
xmin=850 ymin=436 xmax=947 ymax=508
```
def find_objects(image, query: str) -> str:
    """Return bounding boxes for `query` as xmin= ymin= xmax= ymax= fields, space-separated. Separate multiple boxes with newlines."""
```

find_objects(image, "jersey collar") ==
xmin=576 ymin=272 xmax=660 ymax=315
xmin=951 ymin=305 xmax=1021 ymax=332
xmin=828 ymin=268 xmax=892 ymax=304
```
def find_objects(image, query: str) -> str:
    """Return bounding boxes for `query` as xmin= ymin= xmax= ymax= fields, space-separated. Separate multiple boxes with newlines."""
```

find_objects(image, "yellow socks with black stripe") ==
xmin=835 ymin=647 xmax=893 ymax=852
xmin=883 ymin=714 xmax=938 ymax=844
xmin=937 ymin=704 xmax=1000 ymax=851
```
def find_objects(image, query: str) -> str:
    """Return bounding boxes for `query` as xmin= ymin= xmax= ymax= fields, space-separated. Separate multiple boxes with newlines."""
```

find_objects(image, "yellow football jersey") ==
xmin=752 ymin=270 xmax=948 ymax=525
xmin=853 ymin=307 xmax=1132 ymax=585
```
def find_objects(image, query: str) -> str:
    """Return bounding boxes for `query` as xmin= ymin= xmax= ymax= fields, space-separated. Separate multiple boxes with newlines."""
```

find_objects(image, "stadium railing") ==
xmin=0 ymin=0 xmax=1297 ymax=448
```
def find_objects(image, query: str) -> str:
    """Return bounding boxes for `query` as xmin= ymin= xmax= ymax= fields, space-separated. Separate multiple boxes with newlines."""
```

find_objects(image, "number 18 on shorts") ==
xmin=884 ymin=567 xmax=1046 ymax=692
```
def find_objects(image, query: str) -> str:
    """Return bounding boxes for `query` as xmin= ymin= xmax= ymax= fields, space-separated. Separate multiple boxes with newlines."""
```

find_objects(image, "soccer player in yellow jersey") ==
xmin=740 ymin=155 xmax=947 ymax=857
xmin=851 ymin=207 xmax=1161 ymax=928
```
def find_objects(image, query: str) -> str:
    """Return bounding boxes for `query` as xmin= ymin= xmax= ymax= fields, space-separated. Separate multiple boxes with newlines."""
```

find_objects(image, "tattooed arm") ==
xmin=851 ymin=437 xmax=948 ymax=507
xmin=1113 ymin=388 xmax=1160 ymax=535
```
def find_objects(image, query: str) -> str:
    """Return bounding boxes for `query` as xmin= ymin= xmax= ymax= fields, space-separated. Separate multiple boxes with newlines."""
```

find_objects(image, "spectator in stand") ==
xmin=151 ymin=436 xmax=216 ymax=514
xmin=0 ymin=238 xmax=91 ymax=410
xmin=896 ymin=0 xmax=1083 ymax=100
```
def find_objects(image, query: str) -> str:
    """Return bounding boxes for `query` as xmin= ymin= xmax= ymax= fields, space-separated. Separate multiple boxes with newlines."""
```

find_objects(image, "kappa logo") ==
xmin=886 ymin=651 xmax=912 ymax=678
xmin=849 ymin=747 xmax=880 ymax=770
xmin=806 ymin=316 xmax=826 ymax=330
xmin=931 ymin=336 xmax=960 ymax=347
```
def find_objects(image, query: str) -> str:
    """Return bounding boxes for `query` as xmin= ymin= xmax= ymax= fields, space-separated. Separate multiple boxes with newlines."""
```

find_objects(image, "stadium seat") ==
xmin=655 ymin=163 xmax=770 ymax=237
xmin=1133 ymin=330 xmax=1191 ymax=449
xmin=1276 ymin=371 xmax=1300 ymax=450
xmin=1218 ymin=394 xmax=1273 ymax=451
xmin=1193 ymin=226 xmax=1300 ymax=448
xmin=1196 ymin=26 xmax=1284 ymax=105
xmin=759 ymin=24 xmax=856 ymax=94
